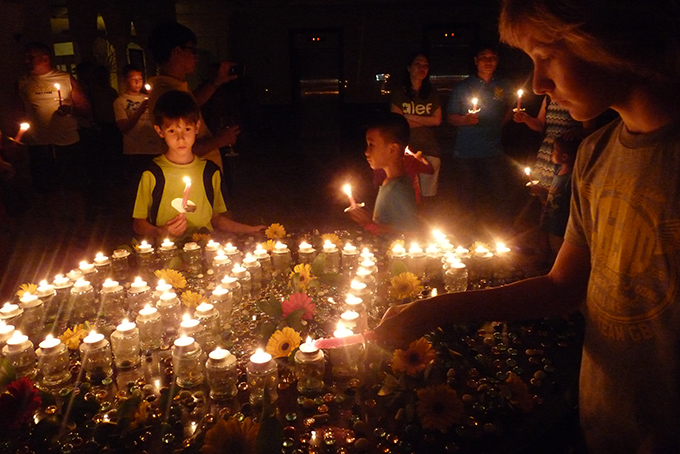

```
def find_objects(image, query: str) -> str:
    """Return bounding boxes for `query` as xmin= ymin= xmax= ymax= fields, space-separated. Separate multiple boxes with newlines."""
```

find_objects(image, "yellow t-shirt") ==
xmin=133 ymin=154 xmax=227 ymax=239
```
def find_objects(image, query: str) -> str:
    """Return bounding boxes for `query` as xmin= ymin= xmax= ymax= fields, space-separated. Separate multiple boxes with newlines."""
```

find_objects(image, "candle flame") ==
xmin=182 ymin=313 xmax=191 ymax=322
xmin=404 ymin=146 xmax=414 ymax=156
xmin=144 ymin=83 xmax=151 ymax=91
xmin=39 ymin=279 xmax=47 ymax=286
xmin=143 ymin=304 xmax=152 ymax=311
xmin=134 ymin=276 xmax=143 ymax=283
xmin=343 ymin=184 xmax=352 ymax=197
xmin=89 ymin=330 xmax=97 ymax=336
xmin=517 ymin=89 xmax=524 ymax=97
xmin=19 ymin=122 xmax=30 ymax=131
xmin=306 ymin=336 xmax=313 ymax=345
xmin=183 ymin=176 xmax=191 ymax=186
xmin=54 ymin=83 xmax=60 ymax=90
xmin=45 ymin=334 xmax=54 ymax=341
xmin=471 ymin=97 xmax=478 ymax=106
xmin=158 ymin=279 xmax=166 ymax=286
xmin=524 ymin=167 xmax=531 ymax=176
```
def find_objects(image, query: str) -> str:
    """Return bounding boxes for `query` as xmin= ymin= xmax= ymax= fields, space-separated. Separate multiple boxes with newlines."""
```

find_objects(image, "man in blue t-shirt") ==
xmin=447 ymin=45 xmax=513 ymax=235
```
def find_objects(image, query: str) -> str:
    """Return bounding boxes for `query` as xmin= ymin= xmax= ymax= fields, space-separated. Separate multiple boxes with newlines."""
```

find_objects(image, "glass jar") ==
xmin=205 ymin=347 xmax=238 ymax=401
xmin=111 ymin=249 xmax=131 ymax=282
xmin=329 ymin=327 xmax=363 ymax=378
xmin=407 ymin=245 xmax=427 ymax=278
xmin=204 ymin=240 xmax=221 ymax=269
xmin=99 ymin=279 xmax=127 ymax=326
xmin=36 ymin=280 xmax=57 ymax=325
xmin=253 ymin=246 xmax=273 ymax=282
xmin=322 ymin=241 xmax=340 ymax=274
xmin=0 ymin=322 xmax=15 ymax=352
xmin=156 ymin=292 xmax=182 ymax=338
xmin=69 ymin=279 xmax=97 ymax=324
xmin=341 ymin=243 xmax=360 ymax=276
xmin=111 ymin=320 xmax=141 ymax=369
xmin=183 ymin=242 xmax=203 ymax=277
xmin=18 ymin=293 xmax=45 ymax=343
xmin=209 ymin=287 xmax=233 ymax=331
xmin=127 ymin=277 xmax=153 ymax=318
xmin=79 ymin=262 xmax=101 ymax=293
xmin=136 ymin=305 xmax=163 ymax=351
xmin=272 ymin=242 xmax=292 ymax=274
xmin=444 ymin=258 xmax=468 ymax=293
xmin=51 ymin=275 xmax=73 ymax=333
xmin=179 ymin=317 xmax=208 ymax=354
xmin=388 ymin=245 xmax=407 ymax=274
xmin=0 ymin=302 xmax=24 ymax=328
xmin=220 ymin=276 xmax=242 ymax=306
xmin=158 ymin=239 xmax=178 ymax=269
xmin=79 ymin=331 xmax=113 ymax=383
xmin=350 ymin=279 xmax=373 ymax=310
xmin=195 ymin=303 xmax=221 ymax=351
xmin=37 ymin=336 xmax=71 ymax=388
xmin=247 ymin=349 xmax=278 ymax=406
xmin=223 ymin=243 xmax=242 ymax=267
xmin=297 ymin=242 xmax=316 ymax=265
xmin=172 ymin=336 xmax=204 ymax=388
xmin=242 ymin=254 xmax=262 ymax=290
xmin=294 ymin=341 xmax=325 ymax=394
xmin=344 ymin=294 xmax=368 ymax=333
xmin=354 ymin=267 xmax=376 ymax=295
xmin=425 ymin=244 xmax=443 ymax=283
xmin=137 ymin=242 xmax=157 ymax=280
xmin=212 ymin=251 xmax=233 ymax=283
xmin=2 ymin=331 xmax=36 ymax=379
xmin=232 ymin=265 xmax=252 ymax=298
xmin=93 ymin=253 xmax=113 ymax=281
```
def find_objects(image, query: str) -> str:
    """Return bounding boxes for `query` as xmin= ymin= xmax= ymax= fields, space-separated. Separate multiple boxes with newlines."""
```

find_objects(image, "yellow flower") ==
xmin=130 ymin=400 xmax=150 ymax=429
xmin=389 ymin=272 xmax=422 ymax=300
xmin=260 ymin=240 xmax=277 ymax=253
xmin=505 ymin=372 xmax=534 ymax=413
xmin=154 ymin=268 xmax=186 ymax=289
xmin=416 ymin=384 xmax=463 ymax=432
xmin=265 ymin=223 xmax=286 ymax=240
xmin=321 ymin=233 xmax=343 ymax=249
xmin=289 ymin=263 xmax=314 ymax=290
xmin=192 ymin=232 xmax=211 ymax=243
xmin=201 ymin=416 xmax=260 ymax=454
xmin=389 ymin=239 xmax=405 ymax=252
xmin=59 ymin=322 xmax=91 ymax=350
xmin=391 ymin=337 xmax=436 ymax=376
xmin=181 ymin=290 xmax=208 ymax=309
xmin=266 ymin=327 xmax=301 ymax=358
xmin=16 ymin=283 xmax=37 ymax=299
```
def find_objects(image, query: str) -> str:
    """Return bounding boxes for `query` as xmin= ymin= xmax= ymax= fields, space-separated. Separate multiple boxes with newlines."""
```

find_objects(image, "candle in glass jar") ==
xmin=391 ymin=244 xmax=406 ymax=257
xmin=333 ymin=323 xmax=354 ymax=339
xmin=94 ymin=252 xmax=110 ymax=266
xmin=343 ymin=243 xmax=357 ymax=254
xmin=249 ymin=348 xmax=273 ymax=371
xmin=138 ymin=241 xmax=153 ymax=253
xmin=340 ymin=310 xmax=360 ymax=330
xmin=409 ymin=243 xmax=424 ymax=255
xmin=37 ymin=279 xmax=55 ymax=297
xmin=323 ymin=240 xmax=338 ymax=253
xmin=160 ymin=238 xmax=175 ymax=250
xmin=299 ymin=242 xmax=314 ymax=254
xmin=79 ymin=261 xmax=94 ymax=274
xmin=53 ymin=274 xmax=71 ymax=288
xmin=156 ymin=279 xmax=172 ymax=294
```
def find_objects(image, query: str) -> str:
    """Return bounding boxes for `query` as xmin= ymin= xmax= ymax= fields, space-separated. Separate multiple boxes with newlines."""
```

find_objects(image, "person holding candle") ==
xmin=133 ymin=90 xmax=264 ymax=239
xmin=390 ymin=52 xmax=442 ymax=201
xmin=347 ymin=112 xmax=419 ymax=235
xmin=446 ymin=44 xmax=514 ymax=235
xmin=376 ymin=1 xmax=680 ymax=452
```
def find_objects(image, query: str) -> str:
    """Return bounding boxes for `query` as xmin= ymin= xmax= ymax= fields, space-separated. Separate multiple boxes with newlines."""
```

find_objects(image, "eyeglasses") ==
xmin=180 ymin=45 xmax=199 ymax=55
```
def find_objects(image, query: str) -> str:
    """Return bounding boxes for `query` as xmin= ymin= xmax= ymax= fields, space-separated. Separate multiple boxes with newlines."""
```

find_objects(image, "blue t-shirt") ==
xmin=447 ymin=75 xmax=511 ymax=158
xmin=373 ymin=175 xmax=418 ymax=232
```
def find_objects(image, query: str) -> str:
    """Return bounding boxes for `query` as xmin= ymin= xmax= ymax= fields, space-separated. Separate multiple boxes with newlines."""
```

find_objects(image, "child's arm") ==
xmin=116 ymin=99 xmax=149 ymax=133
xmin=133 ymin=214 xmax=187 ymax=238
xmin=347 ymin=207 xmax=396 ymax=236
xmin=212 ymin=213 xmax=265 ymax=234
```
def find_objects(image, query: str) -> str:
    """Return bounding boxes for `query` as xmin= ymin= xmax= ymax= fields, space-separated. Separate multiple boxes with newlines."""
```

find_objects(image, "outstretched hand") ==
xmin=373 ymin=299 xmax=433 ymax=348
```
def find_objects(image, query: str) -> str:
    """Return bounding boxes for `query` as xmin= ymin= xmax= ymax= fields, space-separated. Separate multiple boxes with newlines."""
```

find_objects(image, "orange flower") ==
xmin=505 ymin=371 xmax=533 ymax=413
xmin=201 ymin=417 xmax=260 ymax=454
xmin=416 ymin=384 xmax=463 ymax=432
xmin=391 ymin=337 xmax=436 ymax=376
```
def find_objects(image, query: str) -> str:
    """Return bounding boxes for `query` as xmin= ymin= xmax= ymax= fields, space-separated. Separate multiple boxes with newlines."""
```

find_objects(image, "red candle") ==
xmin=516 ymin=89 xmax=524 ymax=111
xmin=182 ymin=177 xmax=192 ymax=208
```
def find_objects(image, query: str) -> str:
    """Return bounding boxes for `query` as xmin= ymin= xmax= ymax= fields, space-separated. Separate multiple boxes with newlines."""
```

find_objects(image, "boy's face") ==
xmin=155 ymin=118 xmax=199 ymax=156
xmin=474 ymin=49 xmax=498 ymax=77
xmin=365 ymin=128 xmax=396 ymax=170
xmin=126 ymin=71 xmax=144 ymax=93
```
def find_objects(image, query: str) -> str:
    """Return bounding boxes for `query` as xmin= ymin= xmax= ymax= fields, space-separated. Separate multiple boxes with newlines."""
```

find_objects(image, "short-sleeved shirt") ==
xmin=447 ymin=75 xmax=510 ymax=159
xmin=391 ymin=87 xmax=442 ymax=157
xmin=565 ymin=117 xmax=680 ymax=453
xmin=17 ymin=70 xmax=79 ymax=146
xmin=113 ymin=93 xmax=161 ymax=155
xmin=133 ymin=154 xmax=227 ymax=237
xmin=373 ymin=175 xmax=418 ymax=232
xmin=146 ymin=75 xmax=222 ymax=168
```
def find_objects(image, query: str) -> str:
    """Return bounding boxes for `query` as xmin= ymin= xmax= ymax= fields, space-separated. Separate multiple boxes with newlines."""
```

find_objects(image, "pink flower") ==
xmin=0 ymin=377 xmax=42 ymax=430
xmin=282 ymin=292 xmax=315 ymax=320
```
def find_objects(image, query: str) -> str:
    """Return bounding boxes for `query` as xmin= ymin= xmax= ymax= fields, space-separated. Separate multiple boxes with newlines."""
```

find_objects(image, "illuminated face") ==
xmin=474 ymin=49 xmax=498 ymax=77
xmin=408 ymin=55 xmax=429 ymax=83
xmin=522 ymin=39 xmax=620 ymax=121
xmin=365 ymin=128 xmax=394 ymax=170
xmin=24 ymin=50 xmax=50 ymax=74
xmin=126 ymin=71 xmax=144 ymax=93
xmin=155 ymin=118 xmax=199 ymax=156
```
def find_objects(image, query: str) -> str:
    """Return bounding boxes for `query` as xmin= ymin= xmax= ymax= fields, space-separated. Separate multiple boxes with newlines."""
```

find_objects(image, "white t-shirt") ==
xmin=17 ymin=70 xmax=79 ymax=146
xmin=113 ymin=92 xmax=162 ymax=155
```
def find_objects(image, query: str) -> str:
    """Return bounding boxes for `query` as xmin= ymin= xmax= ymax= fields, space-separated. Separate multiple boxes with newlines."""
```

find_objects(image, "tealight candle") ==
xmin=94 ymin=253 xmax=110 ymax=266
xmin=242 ymin=253 xmax=262 ymax=288
xmin=340 ymin=310 xmax=360 ymax=330
xmin=0 ymin=321 xmax=15 ymax=351
xmin=323 ymin=240 xmax=338 ymax=253
xmin=343 ymin=243 xmax=357 ymax=254
xmin=496 ymin=242 xmax=511 ymax=255
xmin=3 ymin=330 xmax=36 ymax=379
xmin=195 ymin=302 xmax=221 ymax=350
xmin=323 ymin=240 xmax=340 ymax=273
xmin=334 ymin=323 xmax=354 ymax=339
xmin=294 ymin=336 xmax=325 ymax=394
xmin=160 ymin=238 xmax=175 ymax=250
xmin=138 ymin=241 xmax=153 ymax=253
xmin=172 ymin=335 xmax=204 ymax=388
xmin=299 ymin=242 xmax=314 ymax=253
xmin=79 ymin=331 xmax=113 ymax=382
xmin=53 ymin=274 xmax=71 ymax=288
xmin=360 ymin=248 xmax=374 ymax=261
xmin=1 ymin=302 xmax=23 ymax=325
xmin=219 ymin=275 xmax=242 ymax=305
xmin=247 ymin=348 xmax=278 ymax=405
xmin=444 ymin=258 xmax=468 ymax=293
xmin=454 ymin=246 xmax=471 ymax=259
xmin=391 ymin=244 xmax=406 ymax=258
xmin=213 ymin=251 xmax=230 ymax=266
xmin=206 ymin=347 xmax=238 ymax=400
xmin=111 ymin=320 xmax=141 ymax=369
xmin=79 ymin=261 xmax=95 ymax=274
xmin=155 ymin=279 xmax=173 ymax=294
xmin=156 ymin=292 xmax=182 ymax=335
xmin=37 ymin=279 xmax=55 ymax=297
xmin=136 ymin=305 xmax=163 ymax=351
xmin=272 ymin=242 xmax=292 ymax=272
xmin=329 ymin=323 xmax=361 ymax=377
xmin=37 ymin=335 xmax=70 ymax=388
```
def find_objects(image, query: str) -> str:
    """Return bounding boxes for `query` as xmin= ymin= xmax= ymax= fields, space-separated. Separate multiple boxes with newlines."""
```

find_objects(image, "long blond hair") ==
xmin=499 ymin=0 xmax=680 ymax=89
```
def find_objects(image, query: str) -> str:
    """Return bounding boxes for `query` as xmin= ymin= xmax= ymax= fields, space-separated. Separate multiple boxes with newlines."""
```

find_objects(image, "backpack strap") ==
xmin=202 ymin=160 xmax=221 ymax=207
xmin=147 ymin=161 xmax=165 ymax=226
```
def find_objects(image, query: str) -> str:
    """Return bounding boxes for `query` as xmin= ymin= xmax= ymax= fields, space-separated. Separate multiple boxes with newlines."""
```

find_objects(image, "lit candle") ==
xmin=83 ymin=330 xmax=105 ymax=346
xmin=182 ymin=177 xmax=192 ymax=208
xmin=138 ymin=304 xmax=157 ymax=318
xmin=345 ymin=294 xmax=363 ymax=308
xmin=274 ymin=242 xmax=288 ymax=253
xmin=469 ymin=97 xmax=480 ymax=113
xmin=160 ymin=238 xmax=175 ymax=250
xmin=391 ymin=244 xmax=406 ymax=258
xmin=360 ymin=248 xmax=374 ymax=261
xmin=205 ymin=240 xmax=220 ymax=252
xmin=404 ymin=146 xmax=414 ymax=156
xmin=116 ymin=319 xmax=136 ymax=333
xmin=323 ymin=240 xmax=338 ymax=253
xmin=333 ymin=322 xmax=354 ymax=339
xmin=156 ymin=279 xmax=172 ymax=294
xmin=14 ymin=123 xmax=30 ymax=143
xmin=213 ymin=250 xmax=230 ymax=265
xmin=144 ymin=83 xmax=151 ymax=91
xmin=432 ymin=229 xmax=447 ymax=243
xmin=73 ymin=278 xmax=90 ymax=290
xmin=224 ymin=243 xmax=239 ymax=255
xmin=299 ymin=241 xmax=314 ymax=253
xmin=409 ymin=243 xmax=424 ymax=256
xmin=173 ymin=335 xmax=195 ymax=350
xmin=249 ymin=348 xmax=273 ymax=371
xmin=253 ymin=245 xmax=269 ymax=259
xmin=94 ymin=252 xmax=109 ymax=266
xmin=130 ymin=276 xmax=148 ymax=291
xmin=299 ymin=336 xmax=319 ymax=354
xmin=53 ymin=274 xmax=71 ymax=288
xmin=232 ymin=263 xmax=247 ymax=278
xmin=79 ymin=261 xmax=94 ymax=273
xmin=54 ymin=83 xmax=62 ymax=106
xmin=0 ymin=321 xmax=15 ymax=344
xmin=101 ymin=279 xmax=118 ymax=292
xmin=343 ymin=184 xmax=356 ymax=208
xmin=343 ymin=243 xmax=357 ymax=254
xmin=37 ymin=279 xmax=55 ymax=297
xmin=340 ymin=310 xmax=360 ymax=330
xmin=454 ymin=246 xmax=470 ymax=259
xmin=516 ymin=89 xmax=524 ymax=111
xmin=6 ymin=330 xmax=30 ymax=350
xmin=138 ymin=241 xmax=153 ymax=253
xmin=524 ymin=167 xmax=531 ymax=178
xmin=474 ymin=245 xmax=493 ymax=258
xmin=496 ymin=242 xmax=511 ymax=255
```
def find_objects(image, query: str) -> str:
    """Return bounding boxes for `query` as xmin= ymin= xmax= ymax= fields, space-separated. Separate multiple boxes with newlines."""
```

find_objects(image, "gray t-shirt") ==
xmin=565 ymin=117 xmax=680 ymax=453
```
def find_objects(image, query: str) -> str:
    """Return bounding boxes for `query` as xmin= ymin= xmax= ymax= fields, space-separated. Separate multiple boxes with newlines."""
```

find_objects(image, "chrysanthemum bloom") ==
xmin=281 ymin=292 xmax=316 ymax=320
xmin=266 ymin=327 xmax=301 ymax=358
xmin=181 ymin=290 xmax=208 ymax=309
xmin=154 ymin=268 xmax=186 ymax=289
xmin=265 ymin=223 xmax=286 ymax=240
xmin=391 ymin=337 xmax=436 ymax=376
xmin=192 ymin=232 xmax=211 ymax=243
xmin=289 ymin=263 xmax=314 ymax=289
xmin=59 ymin=322 xmax=92 ymax=350
xmin=416 ymin=384 xmax=463 ymax=432
xmin=505 ymin=372 xmax=534 ymax=413
xmin=261 ymin=240 xmax=277 ymax=253
xmin=321 ymin=233 xmax=343 ymax=249
xmin=389 ymin=272 xmax=423 ymax=300
xmin=15 ymin=283 xmax=37 ymax=299
xmin=200 ymin=416 xmax=260 ymax=454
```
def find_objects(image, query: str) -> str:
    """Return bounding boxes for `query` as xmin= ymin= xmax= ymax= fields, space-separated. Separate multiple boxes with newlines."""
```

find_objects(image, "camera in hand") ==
xmin=229 ymin=64 xmax=245 ymax=76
